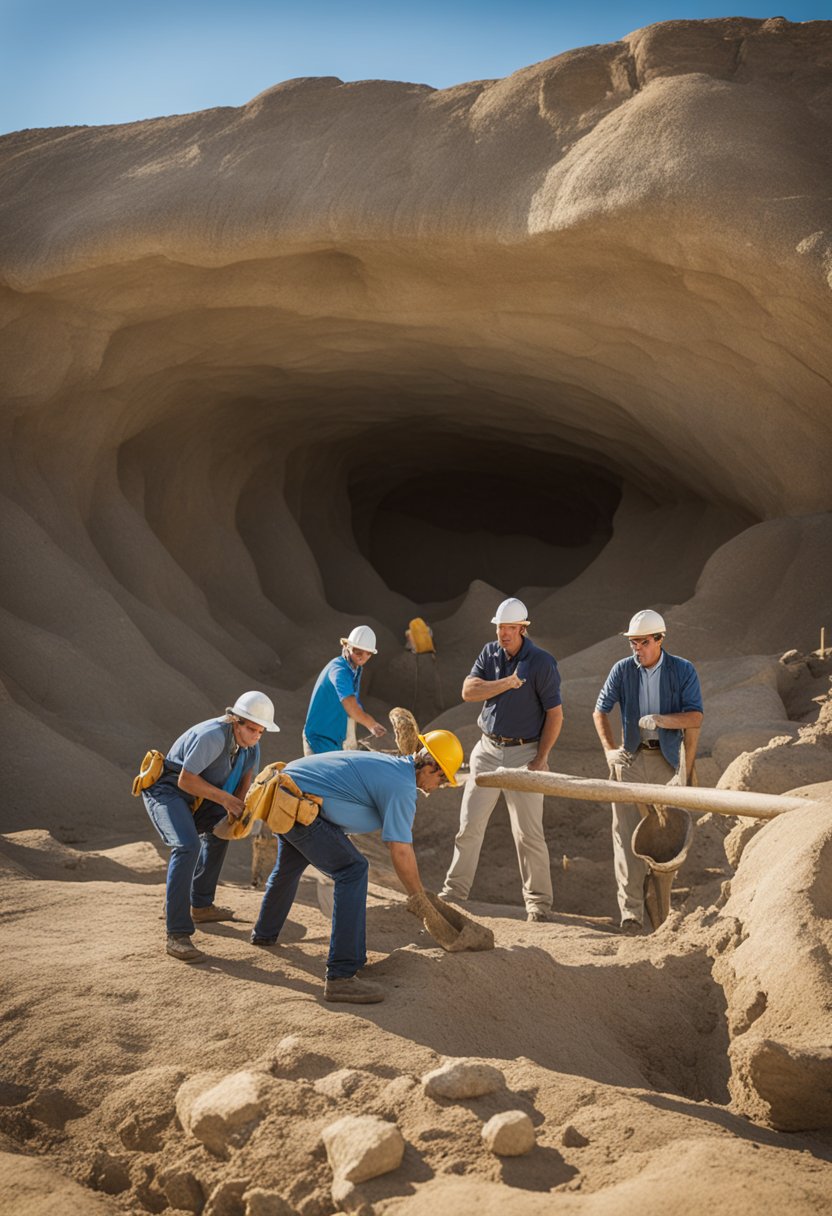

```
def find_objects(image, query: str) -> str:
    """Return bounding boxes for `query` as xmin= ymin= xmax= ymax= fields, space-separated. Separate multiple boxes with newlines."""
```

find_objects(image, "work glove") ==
xmin=406 ymin=890 xmax=433 ymax=918
xmin=605 ymin=747 xmax=634 ymax=769
xmin=406 ymin=891 xmax=495 ymax=952
xmin=406 ymin=890 xmax=463 ymax=951
xmin=639 ymin=715 xmax=659 ymax=730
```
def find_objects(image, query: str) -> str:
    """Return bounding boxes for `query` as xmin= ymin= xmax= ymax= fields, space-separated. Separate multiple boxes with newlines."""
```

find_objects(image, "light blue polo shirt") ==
xmin=164 ymin=717 xmax=260 ymax=789
xmin=304 ymin=655 xmax=363 ymax=753
xmin=284 ymin=751 xmax=418 ymax=842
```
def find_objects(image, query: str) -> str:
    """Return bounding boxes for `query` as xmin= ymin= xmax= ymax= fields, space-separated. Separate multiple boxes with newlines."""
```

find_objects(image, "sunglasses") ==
xmin=629 ymin=636 xmax=660 ymax=647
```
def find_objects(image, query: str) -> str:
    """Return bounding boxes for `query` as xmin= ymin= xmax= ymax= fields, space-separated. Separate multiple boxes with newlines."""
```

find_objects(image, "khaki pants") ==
xmin=612 ymin=746 xmax=675 ymax=925
xmin=441 ymin=736 xmax=553 ymax=914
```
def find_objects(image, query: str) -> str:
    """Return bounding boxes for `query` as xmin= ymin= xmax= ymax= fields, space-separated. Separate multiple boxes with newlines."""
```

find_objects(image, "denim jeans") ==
xmin=254 ymin=816 xmax=369 ymax=979
xmin=143 ymin=785 xmax=229 ymax=935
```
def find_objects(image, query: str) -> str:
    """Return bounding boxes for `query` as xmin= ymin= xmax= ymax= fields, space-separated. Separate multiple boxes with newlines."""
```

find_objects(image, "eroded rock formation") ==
xmin=1 ymin=19 xmax=830 ymax=807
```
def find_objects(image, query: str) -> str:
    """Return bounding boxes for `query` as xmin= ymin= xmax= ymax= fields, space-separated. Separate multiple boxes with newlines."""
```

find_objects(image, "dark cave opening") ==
xmin=285 ymin=422 xmax=623 ymax=603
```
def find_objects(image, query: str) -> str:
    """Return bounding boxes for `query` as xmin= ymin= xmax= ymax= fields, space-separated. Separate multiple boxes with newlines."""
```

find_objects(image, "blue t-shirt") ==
xmin=165 ymin=717 xmax=260 ymax=791
xmin=472 ymin=636 xmax=562 ymax=739
xmin=284 ymin=752 xmax=418 ymax=842
xmin=304 ymin=655 xmax=363 ymax=753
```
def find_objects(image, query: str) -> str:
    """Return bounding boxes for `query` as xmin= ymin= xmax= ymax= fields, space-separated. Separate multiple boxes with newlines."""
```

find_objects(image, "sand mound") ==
xmin=719 ymin=684 xmax=832 ymax=794
xmin=713 ymin=799 xmax=832 ymax=1130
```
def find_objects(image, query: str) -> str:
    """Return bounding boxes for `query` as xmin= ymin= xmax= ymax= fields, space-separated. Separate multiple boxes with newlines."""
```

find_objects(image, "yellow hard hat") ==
xmin=417 ymin=730 xmax=464 ymax=787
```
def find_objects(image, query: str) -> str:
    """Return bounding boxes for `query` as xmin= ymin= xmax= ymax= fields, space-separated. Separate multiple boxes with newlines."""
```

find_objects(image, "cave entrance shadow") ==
xmin=283 ymin=420 xmax=623 ymax=603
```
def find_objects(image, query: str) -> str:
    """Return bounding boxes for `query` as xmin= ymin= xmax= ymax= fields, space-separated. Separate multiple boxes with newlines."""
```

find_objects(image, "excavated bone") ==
xmin=475 ymin=769 xmax=813 ymax=820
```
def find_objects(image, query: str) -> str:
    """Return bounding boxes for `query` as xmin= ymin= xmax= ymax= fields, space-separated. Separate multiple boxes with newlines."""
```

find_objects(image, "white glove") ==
xmin=639 ymin=715 xmax=659 ymax=730
xmin=605 ymin=747 xmax=633 ymax=768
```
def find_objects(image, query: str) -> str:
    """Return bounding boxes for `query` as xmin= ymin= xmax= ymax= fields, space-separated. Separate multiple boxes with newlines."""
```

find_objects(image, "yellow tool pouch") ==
xmin=219 ymin=762 xmax=322 ymax=840
xmin=131 ymin=750 xmax=165 ymax=797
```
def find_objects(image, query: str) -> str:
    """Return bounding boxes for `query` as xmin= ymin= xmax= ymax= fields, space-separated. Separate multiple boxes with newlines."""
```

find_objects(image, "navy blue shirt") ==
xmin=472 ymin=636 xmax=562 ymax=739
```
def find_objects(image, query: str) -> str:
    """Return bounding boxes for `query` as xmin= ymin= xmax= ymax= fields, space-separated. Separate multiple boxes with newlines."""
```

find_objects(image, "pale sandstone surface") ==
xmin=0 ymin=1150 xmax=118 ymax=1215
xmin=1 ymin=14 xmax=832 ymax=1216
xmin=712 ymin=797 xmax=832 ymax=1130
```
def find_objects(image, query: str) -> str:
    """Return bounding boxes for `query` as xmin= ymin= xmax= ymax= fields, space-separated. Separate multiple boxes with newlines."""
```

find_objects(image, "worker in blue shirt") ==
xmin=250 ymin=730 xmax=464 ymax=1005
xmin=303 ymin=625 xmax=387 ymax=754
xmin=142 ymin=691 xmax=280 ymax=962
xmin=440 ymin=598 xmax=564 ymax=922
xmin=593 ymin=610 xmax=704 ymax=934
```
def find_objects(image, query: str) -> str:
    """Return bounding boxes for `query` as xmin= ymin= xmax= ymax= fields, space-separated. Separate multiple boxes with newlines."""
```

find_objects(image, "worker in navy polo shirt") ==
xmin=440 ymin=597 xmax=564 ymax=922
xmin=593 ymin=609 xmax=703 ymax=934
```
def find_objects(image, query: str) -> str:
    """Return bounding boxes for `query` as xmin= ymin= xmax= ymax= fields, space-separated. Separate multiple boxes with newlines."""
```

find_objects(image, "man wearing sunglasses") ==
xmin=593 ymin=610 xmax=703 ymax=934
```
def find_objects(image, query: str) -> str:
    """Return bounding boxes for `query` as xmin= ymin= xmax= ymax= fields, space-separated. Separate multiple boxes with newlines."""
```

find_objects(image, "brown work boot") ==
xmin=166 ymin=934 xmax=206 ymax=963
xmin=324 ymin=976 xmax=384 ymax=1004
xmin=620 ymin=919 xmax=642 ymax=935
xmin=191 ymin=904 xmax=234 ymax=923
xmin=527 ymin=908 xmax=555 ymax=923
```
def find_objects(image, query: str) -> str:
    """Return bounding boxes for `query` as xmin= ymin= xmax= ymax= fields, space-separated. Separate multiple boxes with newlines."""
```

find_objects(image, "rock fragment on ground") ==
xmin=158 ymin=1167 xmax=204 ymax=1212
xmin=561 ymin=1123 xmax=589 ymax=1147
xmin=482 ymin=1110 xmax=535 ymax=1156
xmin=422 ymin=1058 xmax=505 ymax=1100
xmin=321 ymin=1113 xmax=405 ymax=1185
xmin=314 ymin=1068 xmax=366 ymax=1099
xmin=243 ymin=1187 xmax=295 ymax=1216
xmin=182 ymin=1071 xmax=273 ymax=1154
xmin=204 ymin=1177 xmax=248 ymax=1216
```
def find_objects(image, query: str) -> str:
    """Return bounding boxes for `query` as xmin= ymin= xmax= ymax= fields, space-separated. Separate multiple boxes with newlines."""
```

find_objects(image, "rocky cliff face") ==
xmin=0 ymin=15 xmax=830 ymax=786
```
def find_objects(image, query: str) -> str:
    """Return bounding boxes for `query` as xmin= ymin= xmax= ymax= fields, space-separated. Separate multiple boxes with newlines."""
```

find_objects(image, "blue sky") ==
xmin=1 ymin=0 xmax=827 ymax=134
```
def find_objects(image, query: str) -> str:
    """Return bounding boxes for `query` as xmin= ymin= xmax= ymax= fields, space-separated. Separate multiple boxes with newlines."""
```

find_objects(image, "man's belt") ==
xmin=484 ymin=733 xmax=540 ymax=747
xmin=639 ymin=740 xmax=661 ymax=750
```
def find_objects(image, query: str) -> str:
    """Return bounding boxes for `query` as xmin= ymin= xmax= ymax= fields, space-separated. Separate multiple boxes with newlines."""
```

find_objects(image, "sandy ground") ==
xmin=2 ymin=742 xmax=832 ymax=1214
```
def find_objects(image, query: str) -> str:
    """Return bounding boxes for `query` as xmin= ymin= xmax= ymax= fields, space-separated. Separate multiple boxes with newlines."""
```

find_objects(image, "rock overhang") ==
xmin=0 ymin=16 xmax=830 ymax=684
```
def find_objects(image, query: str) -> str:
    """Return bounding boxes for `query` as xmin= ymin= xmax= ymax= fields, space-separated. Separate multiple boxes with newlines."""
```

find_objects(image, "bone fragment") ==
xmin=475 ymin=769 xmax=813 ymax=820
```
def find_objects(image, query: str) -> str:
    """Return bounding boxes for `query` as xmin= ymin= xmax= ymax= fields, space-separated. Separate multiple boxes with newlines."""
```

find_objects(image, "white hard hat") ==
xmin=340 ymin=625 xmax=378 ymax=654
xmin=226 ymin=691 xmax=280 ymax=731
xmin=491 ymin=598 xmax=530 ymax=626
xmin=622 ymin=609 xmax=666 ymax=637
